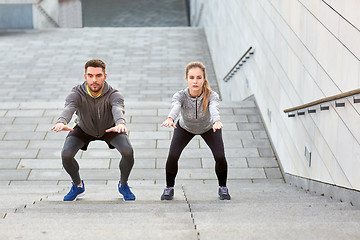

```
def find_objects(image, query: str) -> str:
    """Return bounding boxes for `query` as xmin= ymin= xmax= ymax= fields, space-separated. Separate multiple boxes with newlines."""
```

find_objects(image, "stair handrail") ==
xmin=223 ymin=46 xmax=254 ymax=82
xmin=35 ymin=0 xmax=60 ymax=28
xmin=283 ymin=88 xmax=360 ymax=113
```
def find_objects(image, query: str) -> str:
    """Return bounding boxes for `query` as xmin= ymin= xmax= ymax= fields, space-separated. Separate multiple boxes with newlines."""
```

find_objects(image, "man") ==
xmin=51 ymin=59 xmax=136 ymax=201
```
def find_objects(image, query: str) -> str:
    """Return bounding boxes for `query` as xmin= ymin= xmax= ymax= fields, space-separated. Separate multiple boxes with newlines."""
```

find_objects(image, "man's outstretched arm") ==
xmin=52 ymin=91 xmax=79 ymax=132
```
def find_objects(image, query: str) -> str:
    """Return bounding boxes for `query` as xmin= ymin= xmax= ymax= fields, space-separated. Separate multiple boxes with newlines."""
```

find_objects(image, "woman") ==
xmin=161 ymin=62 xmax=230 ymax=200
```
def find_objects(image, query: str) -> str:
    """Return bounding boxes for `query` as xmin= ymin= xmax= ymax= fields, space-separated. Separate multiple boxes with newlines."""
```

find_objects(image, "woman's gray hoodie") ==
xmin=57 ymin=81 xmax=126 ymax=138
xmin=168 ymin=87 xmax=221 ymax=134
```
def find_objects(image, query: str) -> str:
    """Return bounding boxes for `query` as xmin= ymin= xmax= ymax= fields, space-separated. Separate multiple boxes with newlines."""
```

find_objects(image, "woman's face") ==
xmin=186 ymin=67 xmax=205 ymax=93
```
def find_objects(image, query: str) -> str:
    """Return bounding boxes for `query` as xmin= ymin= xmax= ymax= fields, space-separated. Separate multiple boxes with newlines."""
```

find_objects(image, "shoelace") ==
xmin=219 ymin=186 xmax=228 ymax=195
xmin=164 ymin=187 xmax=173 ymax=195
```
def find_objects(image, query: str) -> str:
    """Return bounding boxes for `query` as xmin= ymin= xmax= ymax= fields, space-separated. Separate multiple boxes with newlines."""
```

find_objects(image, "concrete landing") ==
xmin=1 ymin=181 xmax=360 ymax=240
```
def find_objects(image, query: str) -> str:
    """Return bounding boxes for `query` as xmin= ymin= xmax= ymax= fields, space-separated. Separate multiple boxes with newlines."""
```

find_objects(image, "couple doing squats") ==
xmin=51 ymin=59 xmax=230 ymax=201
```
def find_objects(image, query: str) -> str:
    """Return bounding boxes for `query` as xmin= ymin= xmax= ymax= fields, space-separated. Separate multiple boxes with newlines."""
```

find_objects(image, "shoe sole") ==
xmin=161 ymin=195 xmax=174 ymax=200
xmin=218 ymin=194 xmax=231 ymax=200
xmin=118 ymin=192 xmax=136 ymax=201
xmin=76 ymin=192 xmax=85 ymax=200
xmin=161 ymin=198 xmax=173 ymax=201
xmin=64 ymin=191 xmax=85 ymax=201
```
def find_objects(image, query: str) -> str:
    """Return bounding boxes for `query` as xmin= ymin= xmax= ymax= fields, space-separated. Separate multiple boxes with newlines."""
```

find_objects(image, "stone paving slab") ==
xmin=0 ymin=140 xmax=29 ymax=149
xmin=0 ymin=124 xmax=37 ymax=132
xmin=131 ymin=158 xmax=157 ymax=169
xmin=44 ymin=132 xmax=70 ymax=140
xmin=203 ymin=157 xmax=248 ymax=168
xmin=252 ymin=130 xmax=268 ymax=138
xmin=259 ymin=147 xmax=276 ymax=157
xmin=237 ymin=122 xmax=266 ymax=131
xmin=222 ymin=131 xmax=254 ymax=139
xmin=126 ymin=123 xmax=158 ymax=131
xmin=3 ymin=132 xmax=46 ymax=141
xmin=157 ymin=139 xmax=200 ymax=149
xmin=27 ymin=169 xmax=69 ymax=181
xmin=128 ymin=131 xmax=170 ymax=140
xmin=5 ymin=109 xmax=45 ymax=117
xmin=0 ymin=149 xmax=39 ymax=159
xmin=27 ymin=140 xmax=65 ymax=149
xmin=264 ymin=167 xmax=283 ymax=179
xmin=13 ymin=117 xmax=54 ymax=124
xmin=0 ymin=169 xmax=30 ymax=181
xmin=248 ymin=115 xmax=263 ymax=123
xmin=0 ymin=118 xmax=14 ymax=124
xmin=36 ymin=149 xmax=80 ymax=159
xmin=18 ymin=159 xmax=63 ymax=169
xmin=210 ymin=137 xmax=243 ymax=148
xmin=247 ymin=157 xmax=279 ymax=168
xmin=155 ymin=158 xmax=202 ymax=169
xmin=0 ymin=159 xmax=20 ymax=168
xmin=242 ymin=139 xmax=272 ymax=148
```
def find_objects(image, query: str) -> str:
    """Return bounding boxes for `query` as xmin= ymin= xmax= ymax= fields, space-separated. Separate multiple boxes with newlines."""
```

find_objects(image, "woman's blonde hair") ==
xmin=185 ymin=62 xmax=212 ymax=114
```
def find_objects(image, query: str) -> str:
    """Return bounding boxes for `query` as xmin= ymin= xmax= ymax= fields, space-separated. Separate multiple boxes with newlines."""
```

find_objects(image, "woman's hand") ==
xmin=212 ymin=121 xmax=223 ymax=132
xmin=161 ymin=117 xmax=177 ymax=128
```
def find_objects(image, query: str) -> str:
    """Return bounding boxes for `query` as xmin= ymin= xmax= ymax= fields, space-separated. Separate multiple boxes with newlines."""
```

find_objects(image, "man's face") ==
xmin=84 ymin=67 xmax=107 ymax=93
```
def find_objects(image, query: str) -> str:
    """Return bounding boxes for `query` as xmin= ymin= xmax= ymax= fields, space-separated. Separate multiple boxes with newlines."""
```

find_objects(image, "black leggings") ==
xmin=165 ymin=122 xmax=228 ymax=187
xmin=61 ymin=134 xmax=134 ymax=185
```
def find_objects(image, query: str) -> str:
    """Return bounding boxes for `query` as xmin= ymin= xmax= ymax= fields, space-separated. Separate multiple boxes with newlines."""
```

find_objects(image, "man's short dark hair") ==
xmin=85 ymin=59 xmax=106 ymax=73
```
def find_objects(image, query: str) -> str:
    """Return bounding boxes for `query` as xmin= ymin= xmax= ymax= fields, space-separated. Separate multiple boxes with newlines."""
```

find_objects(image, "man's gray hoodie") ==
xmin=57 ymin=81 xmax=126 ymax=138
xmin=168 ymin=87 xmax=221 ymax=134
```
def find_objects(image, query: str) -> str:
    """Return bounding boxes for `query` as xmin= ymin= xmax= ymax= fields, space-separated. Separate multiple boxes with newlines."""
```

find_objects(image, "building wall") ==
xmin=58 ymin=0 xmax=82 ymax=28
xmin=190 ymin=0 xmax=360 ymax=192
xmin=0 ymin=0 xmax=82 ymax=29
xmin=0 ymin=3 xmax=34 ymax=29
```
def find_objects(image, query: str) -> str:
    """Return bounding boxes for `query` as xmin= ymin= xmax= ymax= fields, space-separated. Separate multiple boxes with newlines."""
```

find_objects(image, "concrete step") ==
xmin=1 ymin=182 xmax=360 ymax=240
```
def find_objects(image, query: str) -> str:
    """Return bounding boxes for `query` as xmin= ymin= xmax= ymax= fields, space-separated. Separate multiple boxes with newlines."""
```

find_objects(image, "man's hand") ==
xmin=51 ymin=122 xmax=73 ymax=132
xmin=161 ymin=117 xmax=176 ymax=129
xmin=212 ymin=121 xmax=223 ymax=132
xmin=106 ymin=123 xmax=127 ymax=133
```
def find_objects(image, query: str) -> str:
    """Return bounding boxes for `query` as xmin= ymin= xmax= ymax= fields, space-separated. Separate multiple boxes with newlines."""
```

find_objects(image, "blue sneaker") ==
xmin=118 ymin=182 xmax=136 ymax=201
xmin=63 ymin=180 xmax=85 ymax=201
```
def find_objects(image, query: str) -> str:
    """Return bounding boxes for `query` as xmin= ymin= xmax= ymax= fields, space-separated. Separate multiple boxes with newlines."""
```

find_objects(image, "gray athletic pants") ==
xmin=61 ymin=134 xmax=134 ymax=186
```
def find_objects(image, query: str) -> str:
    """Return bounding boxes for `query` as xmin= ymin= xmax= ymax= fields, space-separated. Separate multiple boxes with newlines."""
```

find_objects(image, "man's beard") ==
xmin=89 ymin=84 xmax=102 ymax=92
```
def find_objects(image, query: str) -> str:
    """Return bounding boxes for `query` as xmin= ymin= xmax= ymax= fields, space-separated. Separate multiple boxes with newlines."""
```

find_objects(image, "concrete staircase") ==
xmin=0 ymin=27 xmax=360 ymax=239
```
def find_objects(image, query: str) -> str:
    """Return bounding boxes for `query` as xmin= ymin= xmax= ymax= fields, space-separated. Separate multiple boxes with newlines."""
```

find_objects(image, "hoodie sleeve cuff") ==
xmin=115 ymin=118 xmax=126 ymax=125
